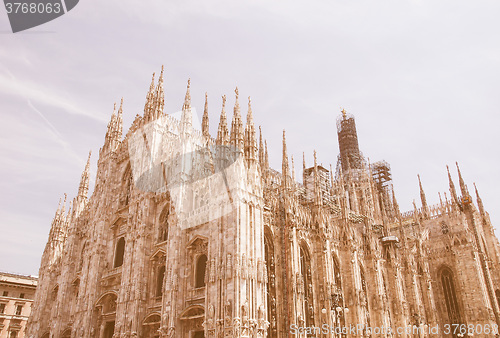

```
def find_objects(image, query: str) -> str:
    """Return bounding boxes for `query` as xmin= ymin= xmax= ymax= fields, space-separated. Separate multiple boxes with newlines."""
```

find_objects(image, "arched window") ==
xmin=52 ymin=285 xmax=59 ymax=301
xmin=114 ymin=237 xmax=125 ymax=268
xmin=61 ymin=328 xmax=71 ymax=338
xmin=440 ymin=267 xmax=461 ymax=324
xmin=103 ymin=321 xmax=115 ymax=338
xmin=121 ymin=164 xmax=133 ymax=207
xmin=195 ymin=254 xmax=207 ymax=288
xmin=158 ymin=206 xmax=169 ymax=242
xmin=359 ymin=266 xmax=371 ymax=330
xmin=78 ymin=242 xmax=87 ymax=272
xmin=265 ymin=233 xmax=277 ymax=337
xmin=156 ymin=265 xmax=166 ymax=297
xmin=331 ymin=255 xmax=345 ymax=330
xmin=299 ymin=245 xmax=314 ymax=327
xmin=72 ymin=278 xmax=80 ymax=299
xmin=142 ymin=314 xmax=161 ymax=338
xmin=332 ymin=256 xmax=342 ymax=289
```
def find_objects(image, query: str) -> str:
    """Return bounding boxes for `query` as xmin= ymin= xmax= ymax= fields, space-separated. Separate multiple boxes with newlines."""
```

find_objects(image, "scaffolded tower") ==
xmin=336 ymin=109 xmax=364 ymax=172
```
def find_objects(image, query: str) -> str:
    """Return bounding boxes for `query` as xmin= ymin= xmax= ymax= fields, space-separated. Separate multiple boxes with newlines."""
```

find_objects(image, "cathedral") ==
xmin=27 ymin=67 xmax=500 ymax=337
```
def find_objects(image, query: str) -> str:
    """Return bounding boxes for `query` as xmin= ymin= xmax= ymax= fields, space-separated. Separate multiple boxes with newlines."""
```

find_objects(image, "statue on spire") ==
xmin=183 ymin=78 xmax=191 ymax=111
xmin=216 ymin=95 xmax=229 ymax=146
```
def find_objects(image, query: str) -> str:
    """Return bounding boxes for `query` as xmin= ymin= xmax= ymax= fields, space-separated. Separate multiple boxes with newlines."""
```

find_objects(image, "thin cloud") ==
xmin=0 ymin=70 xmax=107 ymax=124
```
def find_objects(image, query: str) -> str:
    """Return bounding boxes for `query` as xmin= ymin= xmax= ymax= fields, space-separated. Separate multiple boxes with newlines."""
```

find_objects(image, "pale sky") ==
xmin=1 ymin=0 xmax=499 ymax=275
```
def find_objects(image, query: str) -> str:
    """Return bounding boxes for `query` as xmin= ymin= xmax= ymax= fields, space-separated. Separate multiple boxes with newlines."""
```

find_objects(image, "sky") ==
xmin=1 ymin=0 xmax=499 ymax=276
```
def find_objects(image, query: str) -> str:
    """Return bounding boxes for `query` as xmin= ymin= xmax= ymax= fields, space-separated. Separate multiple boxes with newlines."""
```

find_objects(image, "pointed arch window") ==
xmin=195 ymin=254 xmax=208 ymax=288
xmin=331 ymin=255 xmax=345 ymax=332
xmin=359 ymin=267 xmax=371 ymax=330
xmin=158 ymin=205 xmax=170 ymax=242
xmin=121 ymin=164 xmax=133 ymax=207
xmin=142 ymin=314 xmax=161 ymax=338
xmin=265 ymin=232 xmax=277 ymax=337
xmin=156 ymin=265 xmax=166 ymax=297
xmin=332 ymin=256 xmax=342 ymax=290
xmin=78 ymin=242 xmax=87 ymax=272
xmin=440 ymin=267 xmax=461 ymax=324
xmin=61 ymin=328 xmax=71 ymax=338
xmin=299 ymin=245 xmax=314 ymax=327
xmin=114 ymin=237 xmax=125 ymax=268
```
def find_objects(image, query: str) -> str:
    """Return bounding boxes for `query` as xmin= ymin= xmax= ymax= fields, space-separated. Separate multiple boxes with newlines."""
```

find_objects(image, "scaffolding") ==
xmin=336 ymin=111 xmax=364 ymax=172
xmin=371 ymin=160 xmax=392 ymax=193
xmin=303 ymin=165 xmax=331 ymax=203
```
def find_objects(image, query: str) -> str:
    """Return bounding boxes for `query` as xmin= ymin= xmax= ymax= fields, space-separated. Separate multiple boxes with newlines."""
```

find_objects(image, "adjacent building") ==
xmin=0 ymin=272 xmax=37 ymax=338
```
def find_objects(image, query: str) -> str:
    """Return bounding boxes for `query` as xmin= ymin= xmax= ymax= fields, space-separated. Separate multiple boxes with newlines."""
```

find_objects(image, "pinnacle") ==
xmin=234 ymin=86 xmax=240 ymax=115
xmin=183 ymin=78 xmax=191 ymax=111
xmin=456 ymin=162 xmax=469 ymax=196
xmin=247 ymin=96 xmax=253 ymax=124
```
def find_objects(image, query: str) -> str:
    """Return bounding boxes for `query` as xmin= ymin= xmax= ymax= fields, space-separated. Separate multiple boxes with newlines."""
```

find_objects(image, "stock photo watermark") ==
xmin=290 ymin=323 xmax=498 ymax=336
xmin=3 ymin=0 xmax=79 ymax=32
xmin=127 ymin=108 xmax=246 ymax=230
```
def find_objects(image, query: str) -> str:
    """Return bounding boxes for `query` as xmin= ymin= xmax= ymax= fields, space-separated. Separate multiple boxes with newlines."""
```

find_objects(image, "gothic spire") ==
xmin=418 ymin=174 xmax=429 ymax=218
xmin=474 ymin=183 xmax=486 ymax=217
xmin=216 ymin=95 xmax=229 ymax=146
xmin=78 ymin=151 xmax=91 ymax=199
xmin=456 ymin=162 xmax=469 ymax=197
xmin=244 ymin=96 xmax=257 ymax=162
xmin=54 ymin=196 xmax=63 ymax=220
xmin=104 ymin=103 xmax=119 ymax=150
xmin=282 ymin=130 xmax=290 ymax=188
xmin=106 ymin=103 xmax=117 ymax=135
xmin=180 ymin=79 xmax=193 ymax=136
xmin=234 ymin=86 xmax=240 ymax=114
xmin=182 ymin=78 xmax=191 ymax=111
xmin=230 ymin=87 xmax=244 ymax=151
xmin=153 ymin=65 xmax=165 ymax=119
xmin=444 ymin=192 xmax=451 ymax=213
xmin=259 ymin=126 xmax=264 ymax=167
xmin=392 ymin=188 xmax=400 ymax=218
xmin=329 ymin=164 xmax=335 ymax=192
xmin=202 ymin=92 xmax=210 ymax=140
xmin=247 ymin=96 xmax=253 ymax=124
xmin=447 ymin=165 xmax=459 ymax=206
xmin=117 ymin=98 xmax=123 ymax=141
xmin=264 ymin=140 xmax=269 ymax=169
xmin=313 ymin=150 xmax=323 ymax=206
xmin=291 ymin=155 xmax=296 ymax=184
xmin=45 ymin=193 xmax=68 ymax=266
xmin=144 ymin=72 xmax=155 ymax=120
xmin=62 ymin=193 xmax=67 ymax=212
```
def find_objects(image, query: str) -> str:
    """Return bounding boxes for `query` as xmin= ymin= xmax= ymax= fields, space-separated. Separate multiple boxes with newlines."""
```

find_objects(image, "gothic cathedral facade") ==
xmin=27 ymin=68 xmax=500 ymax=337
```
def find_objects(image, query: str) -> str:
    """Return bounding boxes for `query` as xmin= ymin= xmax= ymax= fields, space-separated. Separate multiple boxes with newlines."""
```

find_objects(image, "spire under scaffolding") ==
xmin=336 ymin=108 xmax=364 ymax=173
